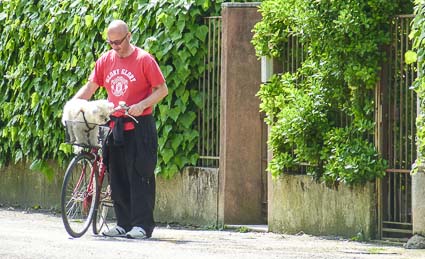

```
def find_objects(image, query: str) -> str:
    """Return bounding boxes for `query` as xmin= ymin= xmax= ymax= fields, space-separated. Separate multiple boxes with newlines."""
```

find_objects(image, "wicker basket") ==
xmin=65 ymin=121 xmax=110 ymax=148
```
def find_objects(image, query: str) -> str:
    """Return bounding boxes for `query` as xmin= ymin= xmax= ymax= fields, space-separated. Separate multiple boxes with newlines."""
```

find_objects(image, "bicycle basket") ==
xmin=65 ymin=121 xmax=110 ymax=148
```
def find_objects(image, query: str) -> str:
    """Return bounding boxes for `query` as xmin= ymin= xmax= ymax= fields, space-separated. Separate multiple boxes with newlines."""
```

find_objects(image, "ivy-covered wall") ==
xmin=411 ymin=1 xmax=425 ymax=170
xmin=0 ymin=0 xmax=224 ymax=178
xmin=252 ymin=0 xmax=414 ymax=185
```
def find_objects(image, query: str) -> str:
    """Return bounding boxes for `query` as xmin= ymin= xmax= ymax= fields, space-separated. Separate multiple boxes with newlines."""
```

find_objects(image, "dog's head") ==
xmin=83 ymin=100 xmax=114 ymax=124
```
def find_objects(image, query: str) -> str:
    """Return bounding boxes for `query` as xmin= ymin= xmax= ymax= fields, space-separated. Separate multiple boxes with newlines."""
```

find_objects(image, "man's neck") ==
xmin=118 ymin=45 xmax=135 ymax=58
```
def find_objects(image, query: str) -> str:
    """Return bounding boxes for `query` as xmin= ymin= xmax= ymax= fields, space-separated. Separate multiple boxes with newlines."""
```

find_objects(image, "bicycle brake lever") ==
xmin=125 ymin=111 xmax=139 ymax=124
xmin=116 ymin=101 xmax=139 ymax=123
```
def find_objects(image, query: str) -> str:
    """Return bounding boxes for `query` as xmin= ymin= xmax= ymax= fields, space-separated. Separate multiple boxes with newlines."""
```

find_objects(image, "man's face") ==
xmin=106 ymin=31 xmax=130 ymax=57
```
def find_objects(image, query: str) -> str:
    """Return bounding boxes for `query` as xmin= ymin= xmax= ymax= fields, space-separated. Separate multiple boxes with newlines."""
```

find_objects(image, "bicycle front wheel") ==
xmin=61 ymin=153 xmax=98 ymax=238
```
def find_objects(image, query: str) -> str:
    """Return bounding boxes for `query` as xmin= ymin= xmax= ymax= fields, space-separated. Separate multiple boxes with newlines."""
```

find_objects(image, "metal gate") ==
xmin=378 ymin=14 xmax=416 ymax=242
xmin=197 ymin=17 xmax=222 ymax=168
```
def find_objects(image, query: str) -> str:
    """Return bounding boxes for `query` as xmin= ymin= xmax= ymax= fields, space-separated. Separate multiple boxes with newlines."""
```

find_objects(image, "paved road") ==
xmin=0 ymin=208 xmax=425 ymax=259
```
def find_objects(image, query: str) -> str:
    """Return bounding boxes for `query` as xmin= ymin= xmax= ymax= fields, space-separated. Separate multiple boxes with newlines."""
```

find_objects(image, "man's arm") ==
xmin=73 ymin=81 xmax=100 ymax=100
xmin=129 ymin=82 xmax=168 ymax=116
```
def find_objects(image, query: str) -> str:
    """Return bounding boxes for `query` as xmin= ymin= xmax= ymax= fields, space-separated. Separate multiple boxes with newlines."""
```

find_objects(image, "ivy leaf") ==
xmin=29 ymin=159 xmax=55 ymax=182
xmin=175 ymin=99 xmax=187 ymax=114
xmin=156 ymin=13 xmax=167 ymax=27
xmin=71 ymin=55 xmax=78 ymax=68
xmin=158 ymin=40 xmax=173 ymax=60
xmin=31 ymin=92 xmax=40 ymax=109
xmin=168 ymin=107 xmax=181 ymax=122
xmin=179 ymin=111 xmax=196 ymax=128
xmin=10 ymin=126 xmax=17 ymax=142
xmin=170 ymin=30 xmax=182 ymax=41
xmin=160 ymin=65 xmax=173 ymax=78
xmin=162 ymin=148 xmax=174 ymax=164
xmin=189 ymin=153 xmax=199 ymax=165
xmin=158 ymin=104 xmax=169 ymax=122
xmin=15 ymin=150 xmax=23 ymax=163
xmin=162 ymin=164 xmax=179 ymax=179
xmin=181 ymin=90 xmax=190 ymax=103
xmin=195 ymin=25 xmax=209 ymax=41
xmin=161 ymin=124 xmax=172 ymax=139
xmin=158 ymin=135 xmax=167 ymax=150
xmin=173 ymin=155 xmax=188 ymax=168
xmin=171 ymin=134 xmax=184 ymax=151
xmin=176 ymin=17 xmax=185 ymax=33
xmin=405 ymin=50 xmax=417 ymax=64
xmin=59 ymin=143 xmax=72 ymax=154
xmin=163 ymin=124 xmax=173 ymax=134
xmin=185 ymin=129 xmax=199 ymax=142
xmin=191 ymin=90 xmax=202 ymax=108
xmin=202 ymin=0 xmax=210 ymax=11
xmin=84 ymin=15 xmax=94 ymax=28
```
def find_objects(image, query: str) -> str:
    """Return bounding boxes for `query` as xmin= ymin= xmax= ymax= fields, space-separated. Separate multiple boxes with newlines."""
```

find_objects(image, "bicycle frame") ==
xmin=70 ymin=147 xmax=107 ymax=214
xmin=95 ymin=149 xmax=108 ymax=196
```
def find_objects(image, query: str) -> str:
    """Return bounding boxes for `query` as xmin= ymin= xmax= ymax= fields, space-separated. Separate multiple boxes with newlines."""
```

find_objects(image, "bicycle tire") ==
xmin=61 ymin=153 xmax=98 ymax=238
xmin=92 ymin=174 xmax=112 ymax=234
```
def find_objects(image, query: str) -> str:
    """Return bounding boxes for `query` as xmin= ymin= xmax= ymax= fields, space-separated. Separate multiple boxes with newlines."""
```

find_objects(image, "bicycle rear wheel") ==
xmin=92 ymin=176 xmax=113 ymax=234
xmin=61 ymin=153 xmax=98 ymax=238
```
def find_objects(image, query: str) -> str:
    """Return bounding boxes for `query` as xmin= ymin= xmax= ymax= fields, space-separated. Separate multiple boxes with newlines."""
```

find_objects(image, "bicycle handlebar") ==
xmin=112 ymin=101 xmax=139 ymax=124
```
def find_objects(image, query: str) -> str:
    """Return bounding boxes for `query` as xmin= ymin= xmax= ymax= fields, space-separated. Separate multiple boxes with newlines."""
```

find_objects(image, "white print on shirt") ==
xmin=105 ymin=69 xmax=137 ymax=97
xmin=111 ymin=76 xmax=128 ymax=97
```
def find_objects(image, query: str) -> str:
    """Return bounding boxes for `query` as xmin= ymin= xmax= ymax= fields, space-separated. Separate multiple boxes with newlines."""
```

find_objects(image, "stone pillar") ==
xmin=406 ymin=92 xmax=425 ymax=249
xmin=406 ymin=170 xmax=425 ymax=249
xmin=219 ymin=2 xmax=263 ymax=224
xmin=412 ymin=171 xmax=425 ymax=235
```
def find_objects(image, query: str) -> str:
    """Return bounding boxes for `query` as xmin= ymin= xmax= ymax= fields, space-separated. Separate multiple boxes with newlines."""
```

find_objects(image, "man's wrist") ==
xmin=138 ymin=101 xmax=147 ymax=111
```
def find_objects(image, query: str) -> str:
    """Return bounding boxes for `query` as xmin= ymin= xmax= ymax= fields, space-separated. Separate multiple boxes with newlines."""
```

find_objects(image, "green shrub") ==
xmin=252 ymin=0 xmax=406 ymax=185
xmin=410 ymin=1 xmax=425 ymax=170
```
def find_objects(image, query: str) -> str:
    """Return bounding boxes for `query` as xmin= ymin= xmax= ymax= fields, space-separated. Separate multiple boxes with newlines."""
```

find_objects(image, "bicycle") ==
xmin=60 ymin=101 xmax=137 ymax=238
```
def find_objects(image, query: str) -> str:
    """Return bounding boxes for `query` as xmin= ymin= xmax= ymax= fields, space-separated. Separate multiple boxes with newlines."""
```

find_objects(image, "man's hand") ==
xmin=128 ymin=83 xmax=168 ymax=116
xmin=128 ymin=102 xmax=146 ymax=116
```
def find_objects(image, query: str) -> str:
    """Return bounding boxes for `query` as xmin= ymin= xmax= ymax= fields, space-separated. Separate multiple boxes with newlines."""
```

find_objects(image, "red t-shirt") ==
xmin=89 ymin=47 xmax=165 ymax=129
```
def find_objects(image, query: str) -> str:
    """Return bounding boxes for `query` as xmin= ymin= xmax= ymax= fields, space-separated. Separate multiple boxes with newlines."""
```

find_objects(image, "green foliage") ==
xmin=236 ymin=226 xmax=250 ymax=233
xmin=252 ymin=0 xmax=400 ymax=185
xmin=322 ymin=128 xmax=386 ymax=185
xmin=410 ymin=1 xmax=425 ymax=170
xmin=350 ymin=229 xmax=367 ymax=242
xmin=0 ymin=0 xmax=223 ymax=178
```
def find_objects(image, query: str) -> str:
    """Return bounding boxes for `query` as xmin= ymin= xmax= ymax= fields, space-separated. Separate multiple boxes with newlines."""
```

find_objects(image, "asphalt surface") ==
xmin=0 ymin=207 xmax=425 ymax=259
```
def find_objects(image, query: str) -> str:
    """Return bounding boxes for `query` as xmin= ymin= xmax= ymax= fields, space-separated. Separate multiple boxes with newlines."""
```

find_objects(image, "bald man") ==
xmin=73 ymin=19 xmax=168 ymax=239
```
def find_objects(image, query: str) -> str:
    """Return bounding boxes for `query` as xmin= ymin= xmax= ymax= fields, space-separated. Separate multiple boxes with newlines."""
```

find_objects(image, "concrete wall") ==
xmin=0 ymin=162 xmax=218 ymax=227
xmin=0 ymin=162 xmax=63 ymax=209
xmin=155 ymin=167 xmax=218 ymax=226
xmin=269 ymin=174 xmax=377 ymax=239
xmin=219 ymin=2 xmax=264 ymax=225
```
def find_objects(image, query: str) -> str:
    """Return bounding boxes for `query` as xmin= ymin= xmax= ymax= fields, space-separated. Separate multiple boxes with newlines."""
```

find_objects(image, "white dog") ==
xmin=62 ymin=99 xmax=114 ymax=147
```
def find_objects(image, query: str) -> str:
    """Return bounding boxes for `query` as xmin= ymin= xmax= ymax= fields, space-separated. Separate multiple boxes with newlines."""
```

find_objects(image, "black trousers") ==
xmin=107 ymin=115 xmax=157 ymax=237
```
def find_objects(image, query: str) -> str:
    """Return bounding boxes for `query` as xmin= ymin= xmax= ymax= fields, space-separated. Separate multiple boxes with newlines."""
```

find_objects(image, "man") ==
xmin=73 ymin=19 xmax=168 ymax=239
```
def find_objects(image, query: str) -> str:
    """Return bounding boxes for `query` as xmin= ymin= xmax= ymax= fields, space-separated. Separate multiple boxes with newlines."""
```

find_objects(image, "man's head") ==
xmin=106 ymin=20 xmax=132 ymax=57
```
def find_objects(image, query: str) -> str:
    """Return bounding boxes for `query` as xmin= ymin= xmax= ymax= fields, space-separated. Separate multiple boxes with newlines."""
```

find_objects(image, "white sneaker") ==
xmin=102 ymin=225 xmax=126 ymax=237
xmin=126 ymin=226 xmax=147 ymax=239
